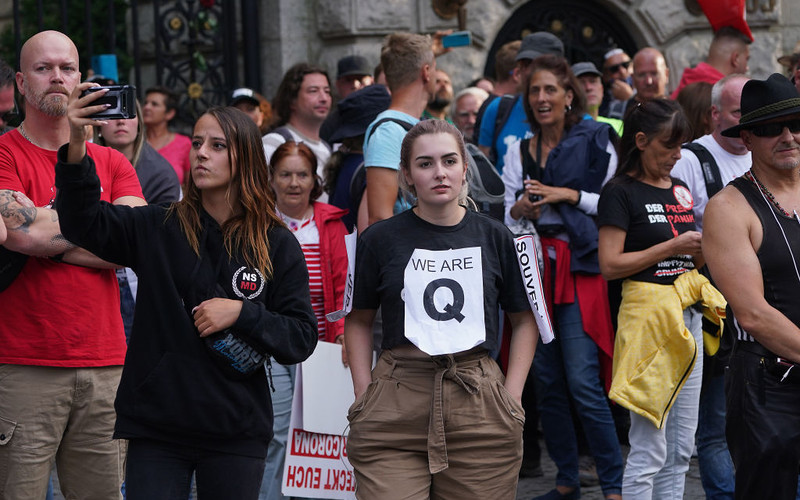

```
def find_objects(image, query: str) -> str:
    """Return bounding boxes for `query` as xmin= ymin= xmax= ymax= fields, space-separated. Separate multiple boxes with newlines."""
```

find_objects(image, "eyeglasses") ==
xmin=750 ymin=119 xmax=800 ymax=138
xmin=604 ymin=61 xmax=631 ymax=74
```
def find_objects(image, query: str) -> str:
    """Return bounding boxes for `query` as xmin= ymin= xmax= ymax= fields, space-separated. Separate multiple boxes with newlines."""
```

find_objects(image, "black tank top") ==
xmin=730 ymin=176 xmax=800 ymax=340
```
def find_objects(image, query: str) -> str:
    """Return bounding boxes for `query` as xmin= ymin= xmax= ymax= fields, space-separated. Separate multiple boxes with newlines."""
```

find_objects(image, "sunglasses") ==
xmin=604 ymin=60 xmax=631 ymax=74
xmin=750 ymin=119 xmax=800 ymax=138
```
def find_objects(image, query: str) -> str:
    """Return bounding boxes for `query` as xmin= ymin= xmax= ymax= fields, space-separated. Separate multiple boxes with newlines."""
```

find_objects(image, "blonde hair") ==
xmin=398 ymin=120 xmax=470 ymax=206
xmin=380 ymin=32 xmax=434 ymax=92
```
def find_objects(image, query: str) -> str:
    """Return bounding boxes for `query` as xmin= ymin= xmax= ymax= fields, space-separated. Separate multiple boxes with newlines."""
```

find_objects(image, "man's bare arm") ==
xmin=2 ymin=189 xmax=146 ymax=267
xmin=0 ymin=189 xmax=77 ymax=256
xmin=366 ymin=167 xmax=400 ymax=226
xmin=704 ymin=187 xmax=800 ymax=362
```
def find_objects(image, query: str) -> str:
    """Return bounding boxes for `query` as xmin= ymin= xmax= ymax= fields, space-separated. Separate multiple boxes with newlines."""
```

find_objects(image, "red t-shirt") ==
xmin=158 ymin=133 xmax=192 ymax=184
xmin=0 ymin=130 xmax=144 ymax=367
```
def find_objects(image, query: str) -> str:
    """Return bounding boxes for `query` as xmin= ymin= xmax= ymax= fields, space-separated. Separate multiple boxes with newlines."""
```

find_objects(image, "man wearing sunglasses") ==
xmin=0 ymin=58 xmax=16 ymax=135
xmin=599 ymin=48 xmax=633 ymax=120
xmin=704 ymin=73 xmax=800 ymax=499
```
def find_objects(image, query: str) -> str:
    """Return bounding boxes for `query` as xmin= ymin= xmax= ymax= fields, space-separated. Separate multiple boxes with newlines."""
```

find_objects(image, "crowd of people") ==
xmin=1 ymin=21 xmax=800 ymax=500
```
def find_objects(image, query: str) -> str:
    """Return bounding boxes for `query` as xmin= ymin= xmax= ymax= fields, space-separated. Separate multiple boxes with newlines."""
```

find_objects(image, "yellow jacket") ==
xmin=609 ymin=270 xmax=726 ymax=428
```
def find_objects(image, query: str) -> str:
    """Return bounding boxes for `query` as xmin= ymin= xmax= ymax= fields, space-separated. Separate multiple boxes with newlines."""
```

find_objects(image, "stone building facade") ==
xmin=1 ymin=0 xmax=798 ymax=112
xmin=260 ymin=0 xmax=800 ymax=97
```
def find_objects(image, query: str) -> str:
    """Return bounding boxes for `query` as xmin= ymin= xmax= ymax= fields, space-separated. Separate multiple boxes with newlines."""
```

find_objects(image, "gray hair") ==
xmin=450 ymin=87 xmax=490 ymax=120
xmin=711 ymin=73 xmax=750 ymax=108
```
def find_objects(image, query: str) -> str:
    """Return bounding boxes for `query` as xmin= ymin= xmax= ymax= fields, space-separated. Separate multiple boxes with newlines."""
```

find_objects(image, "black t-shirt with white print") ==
xmin=598 ymin=176 xmax=697 ymax=285
xmin=353 ymin=208 xmax=530 ymax=353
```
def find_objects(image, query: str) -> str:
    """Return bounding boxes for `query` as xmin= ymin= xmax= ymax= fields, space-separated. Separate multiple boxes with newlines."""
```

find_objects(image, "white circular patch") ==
xmin=673 ymin=185 xmax=693 ymax=211
xmin=232 ymin=266 xmax=265 ymax=299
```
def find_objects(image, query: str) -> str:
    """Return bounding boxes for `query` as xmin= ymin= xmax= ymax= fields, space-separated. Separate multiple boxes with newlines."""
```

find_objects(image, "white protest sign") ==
xmin=300 ymin=341 xmax=354 ymax=435
xmin=402 ymin=247 xmax=486 ymax=355
xmin=326 ymin=230 xmax=357 ymax=323
xmin=282 ymin=342 xmax=356 ymax=499
xmin=515 ymin=234 xmax=554 ymax=343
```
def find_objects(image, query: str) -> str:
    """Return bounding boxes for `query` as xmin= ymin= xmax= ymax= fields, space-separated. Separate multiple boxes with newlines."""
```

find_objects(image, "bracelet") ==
xmin=574 ymin=190 xmax=582 ymax=206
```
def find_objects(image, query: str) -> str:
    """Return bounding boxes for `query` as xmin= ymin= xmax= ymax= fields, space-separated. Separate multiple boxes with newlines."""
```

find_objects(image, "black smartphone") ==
xmin=80 ymin=85 xmax=136 ymax=120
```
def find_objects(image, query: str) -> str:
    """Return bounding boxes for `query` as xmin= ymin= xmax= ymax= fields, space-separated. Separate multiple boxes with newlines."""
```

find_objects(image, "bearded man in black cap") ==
xmin=703 ymin=73 xmax=800 ymax=500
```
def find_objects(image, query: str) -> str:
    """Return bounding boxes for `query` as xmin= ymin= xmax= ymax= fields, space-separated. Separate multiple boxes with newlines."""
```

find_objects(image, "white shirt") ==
xmin=262 ymin=124 xmax=332 ymax=203
xmin=671 ymin=134 xmax=751 ymax=231
xmin=501 ymin=137 xmax=617 ymax=226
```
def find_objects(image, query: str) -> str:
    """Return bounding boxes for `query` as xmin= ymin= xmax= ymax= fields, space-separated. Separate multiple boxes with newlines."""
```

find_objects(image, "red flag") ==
xmin=696 ymin=0 xmax=753 ymax=41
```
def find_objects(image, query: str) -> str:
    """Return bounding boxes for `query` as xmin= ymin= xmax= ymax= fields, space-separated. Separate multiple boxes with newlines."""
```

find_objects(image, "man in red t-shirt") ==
xmin=0 ymin=30 xmax=145 ymax=499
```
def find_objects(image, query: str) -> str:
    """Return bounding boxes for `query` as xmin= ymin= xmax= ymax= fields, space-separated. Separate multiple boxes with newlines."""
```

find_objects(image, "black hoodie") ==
xmin=55 ymin=146 xmax=318 ymax=457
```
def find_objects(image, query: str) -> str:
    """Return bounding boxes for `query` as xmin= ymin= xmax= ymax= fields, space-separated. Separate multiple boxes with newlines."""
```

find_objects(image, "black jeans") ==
xmin=126 ymin=438 xmax=266 ymax=500
xmin=726 ymin=348 xmax=800 ymax=500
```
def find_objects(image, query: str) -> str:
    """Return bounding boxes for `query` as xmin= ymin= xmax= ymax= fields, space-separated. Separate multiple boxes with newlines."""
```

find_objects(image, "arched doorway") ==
xmin=483 ymin=0 xmax=638 ymax=78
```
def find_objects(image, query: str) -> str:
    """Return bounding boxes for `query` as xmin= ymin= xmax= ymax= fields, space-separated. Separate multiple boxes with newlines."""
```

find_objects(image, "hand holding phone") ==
xmin=442 ymin=31 xmax=472 ymax=48
xmin=80 ymin=85 xmax=137 ymax=120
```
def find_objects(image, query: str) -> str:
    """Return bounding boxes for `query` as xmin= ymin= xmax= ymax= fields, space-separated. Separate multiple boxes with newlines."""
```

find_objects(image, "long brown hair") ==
xmin=168 ymin=107 xmax=281 ymax=277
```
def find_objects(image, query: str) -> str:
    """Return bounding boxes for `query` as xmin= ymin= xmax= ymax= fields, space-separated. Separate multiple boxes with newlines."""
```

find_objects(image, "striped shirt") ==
xmin=280 ymin=212 xmax=326 ymax=338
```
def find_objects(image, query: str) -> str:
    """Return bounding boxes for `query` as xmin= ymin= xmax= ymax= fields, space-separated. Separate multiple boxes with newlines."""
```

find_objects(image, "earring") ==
xmin=565 ymin=104 xmax=572 ymax=113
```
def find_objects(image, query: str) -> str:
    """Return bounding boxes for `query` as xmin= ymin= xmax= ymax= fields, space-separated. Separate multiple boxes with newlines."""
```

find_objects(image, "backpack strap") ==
xmin=365 ymin=117 xmax=415 ymax=144
xmin=472 ymin=94 xmax=499 ymax=144
xmin=516 ymin=138 xmax=540 ymax=199
xmin=682 ymin=142 xmax=723 ymax=199
xmin=272 ymin=126 xmax=295 ymax=143
xmin=489 ymin=95 xmax=517 ymax=164
xmin=349 ymin=160 xmax=367 ymax=218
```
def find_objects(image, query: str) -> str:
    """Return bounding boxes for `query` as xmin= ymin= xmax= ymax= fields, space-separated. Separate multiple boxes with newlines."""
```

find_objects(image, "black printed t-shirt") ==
xmin=353 ymin=208 xmax=530 ymax=352
xmin=598 ymin=176 xmax=697 ymax=285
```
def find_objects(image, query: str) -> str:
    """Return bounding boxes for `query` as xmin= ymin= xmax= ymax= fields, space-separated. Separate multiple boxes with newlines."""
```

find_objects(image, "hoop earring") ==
xmin=565 ymin=104 xmax=572 ymax=113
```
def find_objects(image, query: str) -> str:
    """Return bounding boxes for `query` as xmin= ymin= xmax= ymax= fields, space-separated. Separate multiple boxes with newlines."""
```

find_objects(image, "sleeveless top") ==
xmin=729 ymin=176 xmax=800 ymax=342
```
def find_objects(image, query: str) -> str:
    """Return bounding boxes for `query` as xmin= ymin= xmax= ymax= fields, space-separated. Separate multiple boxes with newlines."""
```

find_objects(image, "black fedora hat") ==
xmin=722 ymin=73 xmax=800 ymax=137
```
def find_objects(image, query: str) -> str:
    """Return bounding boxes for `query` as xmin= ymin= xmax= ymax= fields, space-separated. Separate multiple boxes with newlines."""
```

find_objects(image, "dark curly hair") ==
xmin=270 ymin=63 xmax=331 ymax=128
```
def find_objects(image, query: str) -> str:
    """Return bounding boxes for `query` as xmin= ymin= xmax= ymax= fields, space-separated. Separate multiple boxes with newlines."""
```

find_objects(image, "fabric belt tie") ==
xmin=427 ymin=353 xmax=482 ymax=474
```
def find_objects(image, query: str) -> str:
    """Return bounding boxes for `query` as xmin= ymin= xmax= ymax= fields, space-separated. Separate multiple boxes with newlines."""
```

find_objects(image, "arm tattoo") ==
xmin=0 ymin=190 xmax=36 ymax=233
xmin=50 ymin=234 xmax=76 ymax=252
xmin=0 ymin=190 xmax=75 ymax=252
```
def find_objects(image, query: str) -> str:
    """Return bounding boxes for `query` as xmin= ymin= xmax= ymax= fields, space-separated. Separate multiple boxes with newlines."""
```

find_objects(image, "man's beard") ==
xmin=428 ymin=95 xmax=451 ymax=112
xmin=24 ymin=82 xmax=68 ymax=117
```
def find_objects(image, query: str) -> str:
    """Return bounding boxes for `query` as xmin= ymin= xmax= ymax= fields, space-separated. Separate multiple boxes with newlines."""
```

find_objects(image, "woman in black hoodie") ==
xmin=55 ymin=86 xmax=318 ymax=500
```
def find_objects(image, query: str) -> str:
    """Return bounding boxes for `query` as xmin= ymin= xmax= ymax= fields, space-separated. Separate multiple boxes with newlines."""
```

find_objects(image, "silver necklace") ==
xmin=17 ymin=122 xmax=39 ymax=148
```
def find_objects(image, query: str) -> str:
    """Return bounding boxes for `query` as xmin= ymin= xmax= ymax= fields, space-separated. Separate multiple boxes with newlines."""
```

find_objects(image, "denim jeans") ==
xmin=622 ymin=307 xmax=702 ymax=500
xmin=533 ymin=298 xmax=624 ymax=496
xmin=126 ymin=438 xmax=265 ymax=500
xmin=259 ymin=361 xmax=295 ymax=500
xmin=696 ymin=367 xmax=735 ymax=500
xmin=117 ymin=271 xmax=135 ymax=343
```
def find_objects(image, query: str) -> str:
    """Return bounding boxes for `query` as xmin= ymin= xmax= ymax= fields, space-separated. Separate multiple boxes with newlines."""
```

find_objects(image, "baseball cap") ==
xmin=516 ymin=32 xmax=565 ymax=62
xmin=571 ymin=62 xmax=602 ymax=78
xmin=229 ymin=88 xmax=260 ymax=107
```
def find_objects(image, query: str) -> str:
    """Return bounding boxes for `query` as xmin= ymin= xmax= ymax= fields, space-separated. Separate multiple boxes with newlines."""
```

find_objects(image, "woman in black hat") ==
xmin=323 ymin=84 xmax=391 ymax=232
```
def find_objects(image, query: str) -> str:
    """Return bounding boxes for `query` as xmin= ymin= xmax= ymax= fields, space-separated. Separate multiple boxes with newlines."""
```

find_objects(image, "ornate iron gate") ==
xmin=9 ymin=0 xmax=261 ymax=131
xmin=484 ymin=0 xmax=638 ymax=79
